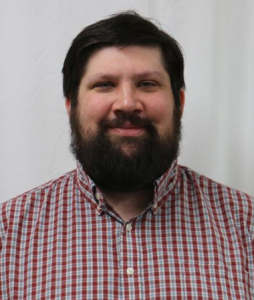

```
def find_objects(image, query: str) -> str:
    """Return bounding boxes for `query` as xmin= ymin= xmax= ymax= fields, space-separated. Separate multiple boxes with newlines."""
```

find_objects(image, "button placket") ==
xmin=122 ymin=220 xmax=139 ymax=283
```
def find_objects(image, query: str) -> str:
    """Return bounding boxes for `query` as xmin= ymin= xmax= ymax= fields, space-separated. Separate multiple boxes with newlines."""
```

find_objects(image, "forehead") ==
xmin=84 ymin=46 xmax=168 ymax=77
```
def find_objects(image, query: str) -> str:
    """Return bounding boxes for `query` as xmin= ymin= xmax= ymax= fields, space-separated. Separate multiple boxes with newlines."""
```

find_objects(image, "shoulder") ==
xmin=1 ymin=169 xmax=76 ymax=205
xmin=178 ymin=164 xmax=253 ymax=203
xmin=0 ymin=170 xmax=76 ymax=239
xmin=177 ymin=164 xmax=254 ymax=235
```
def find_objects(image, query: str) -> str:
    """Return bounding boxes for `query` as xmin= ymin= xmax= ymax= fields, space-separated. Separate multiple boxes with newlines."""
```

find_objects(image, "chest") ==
xmin=0 ymin=202 xmax=251 ymax=300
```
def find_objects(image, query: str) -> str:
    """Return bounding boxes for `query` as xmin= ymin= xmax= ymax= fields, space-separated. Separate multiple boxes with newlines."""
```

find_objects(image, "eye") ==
xmin=94 ymin=82 xmax=115 ymax=89
xmin=139 ymin=81 xmax=158 ymax=89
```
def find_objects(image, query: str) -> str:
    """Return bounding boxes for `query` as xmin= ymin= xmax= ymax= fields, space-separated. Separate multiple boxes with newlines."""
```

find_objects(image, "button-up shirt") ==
xmin=0 ymin=161 xmax=253 ymax=299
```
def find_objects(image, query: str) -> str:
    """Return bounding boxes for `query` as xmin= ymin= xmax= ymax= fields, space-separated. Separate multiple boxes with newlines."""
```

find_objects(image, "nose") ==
xmin=112 ymin=83 xmax=143 ymax=115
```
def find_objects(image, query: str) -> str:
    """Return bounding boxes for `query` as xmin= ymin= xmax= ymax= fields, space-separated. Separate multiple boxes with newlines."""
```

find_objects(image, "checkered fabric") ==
xmin=0 ymin=161 xmax=253 ymax=299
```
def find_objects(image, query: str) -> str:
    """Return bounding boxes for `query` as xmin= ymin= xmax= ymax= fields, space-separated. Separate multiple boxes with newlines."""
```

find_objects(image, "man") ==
xmin=0 ymin=11 xmax=253 ymax=299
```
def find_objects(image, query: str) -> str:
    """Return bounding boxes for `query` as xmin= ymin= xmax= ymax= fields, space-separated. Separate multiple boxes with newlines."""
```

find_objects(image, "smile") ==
xmin=109 ymin=125 xmax=145 ymax=137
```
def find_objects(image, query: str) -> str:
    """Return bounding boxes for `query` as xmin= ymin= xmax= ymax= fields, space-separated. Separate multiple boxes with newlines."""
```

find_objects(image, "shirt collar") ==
xmin=76 ymin=160 xmax=179 ymax=215
xmin=151 ymin=160 xmax=179 ymax=213
xmin=76 ymin=161 xmax=101 ymax=210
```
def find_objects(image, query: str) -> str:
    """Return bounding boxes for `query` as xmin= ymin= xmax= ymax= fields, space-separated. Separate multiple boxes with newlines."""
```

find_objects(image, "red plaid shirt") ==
xmin=0 ymin=161 xmax=253 ymax=299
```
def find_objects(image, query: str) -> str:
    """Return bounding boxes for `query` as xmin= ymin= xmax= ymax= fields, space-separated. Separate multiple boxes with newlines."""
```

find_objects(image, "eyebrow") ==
xmin=87 ymin=73 xmax=119 ymax=82
xmin=134 ymin=71 xmax=166 ymax=80
xmin=87 ymin=71 xmax=167 ymax=82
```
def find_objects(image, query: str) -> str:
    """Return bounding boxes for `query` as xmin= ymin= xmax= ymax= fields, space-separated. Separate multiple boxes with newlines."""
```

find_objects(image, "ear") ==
xmin=65 ymin=98 xmax=71 ymax=116
xmin=179 ymin=89 xmax=185 ymax=116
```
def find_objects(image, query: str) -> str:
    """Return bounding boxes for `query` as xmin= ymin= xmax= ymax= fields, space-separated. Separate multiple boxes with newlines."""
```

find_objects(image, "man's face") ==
xmin=66 ymin=46 xmax=185 ymax=192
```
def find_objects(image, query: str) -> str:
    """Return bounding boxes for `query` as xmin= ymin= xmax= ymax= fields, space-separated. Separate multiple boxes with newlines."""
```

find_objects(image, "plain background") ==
xmin=1 ymin=0 xmax=254 ymax=202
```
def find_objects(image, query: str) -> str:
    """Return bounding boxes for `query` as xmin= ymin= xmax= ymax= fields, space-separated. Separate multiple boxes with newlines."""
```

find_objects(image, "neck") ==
xmin=101 ymin=186 xmax=154 ymax=222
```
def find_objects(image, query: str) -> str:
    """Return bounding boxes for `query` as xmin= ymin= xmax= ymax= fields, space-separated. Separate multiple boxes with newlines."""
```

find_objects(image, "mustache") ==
xmin=99 ymin=114 xmax=155 ymax=130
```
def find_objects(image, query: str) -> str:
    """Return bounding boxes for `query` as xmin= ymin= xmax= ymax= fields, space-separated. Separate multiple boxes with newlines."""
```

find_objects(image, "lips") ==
xmin=114 ymin=121 xmax=142 ymax=129
xmin=109 ymin=122 xmax=145 ymax=137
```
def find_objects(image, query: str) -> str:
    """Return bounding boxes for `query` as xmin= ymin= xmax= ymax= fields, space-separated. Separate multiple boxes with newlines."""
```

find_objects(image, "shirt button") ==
xmin=126 ymin=224 xmax=132 ymax=232
xmin=153 ymin=202 xmax=158 ymax=209
xmin=95 ymin=192 xmax=101 ymax=200
xmin=127 ymin=267 xmax=134 ymax=276
xmin=96 ymin=205 xmax=102 ymax=216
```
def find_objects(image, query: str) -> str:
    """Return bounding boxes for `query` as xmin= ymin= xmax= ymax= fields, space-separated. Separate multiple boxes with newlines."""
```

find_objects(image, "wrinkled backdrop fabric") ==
xmin=1 ymin=0 xmax=254 ymax=202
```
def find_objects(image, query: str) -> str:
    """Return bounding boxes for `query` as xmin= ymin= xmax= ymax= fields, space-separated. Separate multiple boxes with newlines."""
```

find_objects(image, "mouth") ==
xmin=109 ymin=122 xmax=145 ymax=137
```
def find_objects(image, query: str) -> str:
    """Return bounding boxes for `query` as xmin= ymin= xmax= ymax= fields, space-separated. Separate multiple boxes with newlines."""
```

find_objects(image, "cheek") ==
xmin=147 ymin=97 xmax=174 ymax=122
xmin=146 ymin=97 xmax=175 ymax=136
xmin=78 ymin=97 xmax=112 ymax=126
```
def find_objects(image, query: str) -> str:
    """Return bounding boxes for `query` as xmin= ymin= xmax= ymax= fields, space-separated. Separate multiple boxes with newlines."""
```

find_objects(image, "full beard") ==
xmin=69 ymin=108 xmax=182 ymax=193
